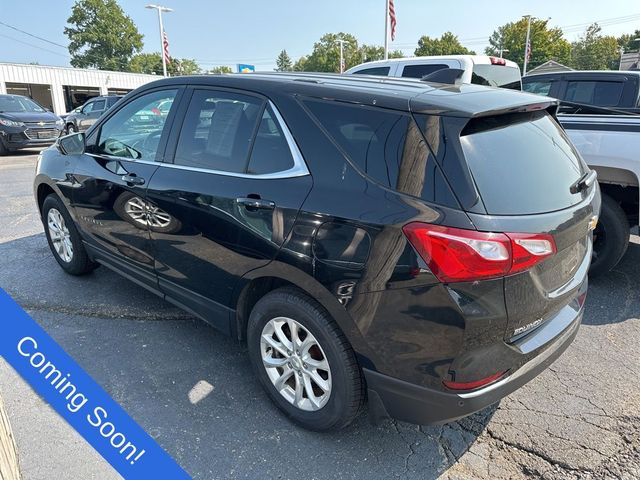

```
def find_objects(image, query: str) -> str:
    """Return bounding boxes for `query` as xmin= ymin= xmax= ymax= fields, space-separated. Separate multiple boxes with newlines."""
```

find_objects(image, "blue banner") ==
xmin=0 ymin=288 xmax=190 ymax=479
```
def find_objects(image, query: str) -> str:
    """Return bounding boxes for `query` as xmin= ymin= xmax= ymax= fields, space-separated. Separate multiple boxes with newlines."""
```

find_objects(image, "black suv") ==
xmin=0 ymin=94 xmax=64 ymax=155
xmin=34 ymin=74 xmax=600 ymax=431
xmin=63 ymin=95 xmax=122 ymax=134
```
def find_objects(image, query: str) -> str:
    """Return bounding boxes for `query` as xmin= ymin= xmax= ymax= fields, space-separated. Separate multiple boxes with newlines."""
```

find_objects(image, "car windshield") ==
xmin=0 ymin=95 xmax=46 ymax=113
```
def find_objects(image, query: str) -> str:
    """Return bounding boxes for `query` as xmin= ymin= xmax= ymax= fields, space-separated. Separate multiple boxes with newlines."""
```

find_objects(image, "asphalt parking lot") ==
xmin=1 ymin=149 xmax=639 ymax=480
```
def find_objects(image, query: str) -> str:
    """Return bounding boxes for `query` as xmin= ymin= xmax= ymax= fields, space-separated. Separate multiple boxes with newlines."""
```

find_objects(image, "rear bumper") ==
xmin=365 ymin=306 xmax=582 ymax=425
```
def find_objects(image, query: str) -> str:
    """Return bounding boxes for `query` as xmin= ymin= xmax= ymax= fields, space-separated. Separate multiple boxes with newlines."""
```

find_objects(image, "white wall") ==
xmin=0 ymin=63 xmax=160 ymax=114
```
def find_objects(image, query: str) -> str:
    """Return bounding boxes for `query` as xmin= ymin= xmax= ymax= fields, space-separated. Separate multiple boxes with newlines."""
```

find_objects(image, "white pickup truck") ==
xmin=559 ymin=113 xmax=640 ymax=275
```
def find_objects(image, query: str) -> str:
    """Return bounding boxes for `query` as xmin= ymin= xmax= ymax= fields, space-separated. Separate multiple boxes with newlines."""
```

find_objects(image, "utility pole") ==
xmin=523 ymin=15 xmax=532 ymax=76
xmin=384 ymin=0 xmax=390 ymax=60
xmin=146 ymin=4 xmax=173 ymax=77
xmin=337 ymin=39 xmax=348 ymax=73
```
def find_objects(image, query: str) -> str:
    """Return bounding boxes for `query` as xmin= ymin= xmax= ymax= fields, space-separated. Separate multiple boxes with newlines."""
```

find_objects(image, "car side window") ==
xmin=82 ymin=102 xmax=94 ymax=114
xmin=174 ymin=89 xmax=263 ymax=173
xmin=246 ymin=106 xmax=295 ymax=174
xmin=352 ymin=66 xmax=391 ymax=76
xmin=401 ymin=64 xmax=448 ymax=78
xmin=523 ymin=81 xmax=553 ymax=96
xmin=95 ymin=89 xmax=177 ymax=161
xmin=92 ymin=99 xmax=106 ymax=112
xmin=564 ymin=80 xmax=624 ymax=107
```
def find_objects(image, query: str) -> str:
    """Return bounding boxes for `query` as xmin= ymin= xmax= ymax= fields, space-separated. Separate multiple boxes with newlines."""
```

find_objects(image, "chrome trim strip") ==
xmin=87 ymin=100 xmax=309 ymax=180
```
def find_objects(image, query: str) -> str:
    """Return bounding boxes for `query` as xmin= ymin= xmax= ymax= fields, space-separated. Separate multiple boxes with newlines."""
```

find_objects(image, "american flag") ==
xmin=525 ymin=38 xmax=532 ymax=61
xmin=389 ymin=0 xmax=397 ymax=41
xmin=162 ymin=30 xmax=171 ymax=65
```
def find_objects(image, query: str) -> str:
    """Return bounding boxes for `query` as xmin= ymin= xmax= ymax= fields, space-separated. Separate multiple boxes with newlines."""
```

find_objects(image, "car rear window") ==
xmin=302 ymin=98 xmax=458 ymax=206
xmin=564 ymin=80 xmax=623 ymax=107
xmin=472 ymin=65 xmax=521 ymax=90
xmin=460 ymin=111 xmax=586 ymax=215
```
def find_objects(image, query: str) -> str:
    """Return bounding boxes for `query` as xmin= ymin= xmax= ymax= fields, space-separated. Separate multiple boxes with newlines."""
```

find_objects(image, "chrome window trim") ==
xmin=163 ymin=99 xmax=309 ymax=179
xmin=88 ymin=100 xmax=309 ymax=180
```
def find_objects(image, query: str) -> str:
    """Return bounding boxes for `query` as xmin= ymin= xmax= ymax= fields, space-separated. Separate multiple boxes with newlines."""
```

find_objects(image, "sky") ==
xmin=0 ymin=0 xmax=638 ymax=71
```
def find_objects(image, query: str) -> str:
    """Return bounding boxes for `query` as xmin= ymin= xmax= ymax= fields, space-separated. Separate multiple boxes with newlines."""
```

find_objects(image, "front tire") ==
xmin=247 ymin=288 xmax=364 ymax=431
xmin=590 ymin=194 xmax=629 ymax=277
xmin=42 ymin=194 xmax=98 ymax=275
xmin=66 ymin=124 xmax=77 ymax=134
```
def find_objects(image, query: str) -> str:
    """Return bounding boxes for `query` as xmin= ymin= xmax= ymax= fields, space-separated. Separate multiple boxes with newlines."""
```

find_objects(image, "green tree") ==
xmin=571 ymin=24 xmax=620 ymax=70
xmin=485 ymin=18 xmax=570 ymax=70
xmin=415 ymin=32 xmax=474 ymax=57
xmin=209 ymin=66 xmax=233 ymax=74
xmin=617 ymin=30 xmax=640 ymax=53
xmin=303 ymin=32 xmax=360 ymax=72
xmin=358 ymin=44 xmax=404 ymax=63
xmin=275 ymin=49 xmax=293 ymax=72
xmin=128 ymin=53 xmax=201 ymax=76
xmin=65 ymin=0 xmax=143 ymax=70
xmin=292 ymin=56 xmax=308 ymax=71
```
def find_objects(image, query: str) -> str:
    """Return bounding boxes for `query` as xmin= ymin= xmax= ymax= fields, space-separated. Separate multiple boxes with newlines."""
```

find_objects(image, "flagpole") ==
xmin=146 ymin=4 xmax=173 ymax=77
xmin=384 ymin=0 xmax=389 ymax=60
xmin=523 ymin=15 xmax=531 ymax=76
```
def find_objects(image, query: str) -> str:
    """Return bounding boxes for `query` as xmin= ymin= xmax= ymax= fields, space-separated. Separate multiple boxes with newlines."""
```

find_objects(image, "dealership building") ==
xmin=0 ymin=63 xmax=159 ymax=115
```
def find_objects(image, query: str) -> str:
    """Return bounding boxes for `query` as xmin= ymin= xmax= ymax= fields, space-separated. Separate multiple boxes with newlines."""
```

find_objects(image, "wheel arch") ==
xmin=232 ymin=263 xmax=375 ymax=368
xmin=594 ymin=165 xmax=640 ymax=227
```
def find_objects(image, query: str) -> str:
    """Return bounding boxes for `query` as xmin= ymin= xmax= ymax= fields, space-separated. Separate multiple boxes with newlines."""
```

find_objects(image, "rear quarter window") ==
xmin=564 ymin=80 xmax=624 ymax=107
xmin=302 ymin=98 xmax=458 ymax=206
xmin=352 ymin=66 xmax=391 ymax=76
xmin=523 ymin=80 xmax=553 ymax=96
xmin=401 ymin=64 xmax=449 ymax=79
xmin=460 ymin=111 xmax=586 ymax=215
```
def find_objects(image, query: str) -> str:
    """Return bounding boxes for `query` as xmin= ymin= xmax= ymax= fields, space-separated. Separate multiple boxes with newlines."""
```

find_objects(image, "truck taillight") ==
xmin=402 ymin=223 xmax=556 ymax=283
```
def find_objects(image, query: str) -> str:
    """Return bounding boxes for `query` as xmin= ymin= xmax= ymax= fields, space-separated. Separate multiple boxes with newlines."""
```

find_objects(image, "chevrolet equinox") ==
xmin=34 ymin=73 xmax=600 ymax=431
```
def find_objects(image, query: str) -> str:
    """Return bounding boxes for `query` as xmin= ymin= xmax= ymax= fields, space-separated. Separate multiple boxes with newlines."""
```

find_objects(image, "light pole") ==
xmin=499 ymin=47 xmax=509 ymax=58
xmin=337 ymin=39 xmax=348 ymax=73
xmin=145 ymin=4 xmax=173 ymax=77
xmin=635 ymin=38 xmax=640 ymax=69
xmin=523 ymin=15 xmax=532 ymax=76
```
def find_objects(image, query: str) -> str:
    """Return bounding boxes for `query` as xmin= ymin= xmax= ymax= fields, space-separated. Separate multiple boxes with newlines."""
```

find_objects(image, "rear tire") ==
xmin=590 ymin=194 xmax=629 ymax=277
xmin=247 ymin=287 xmax=364 ymax=431
xmin=42 ymin=194 xmax=98 ymax=276
xmin=66 ymin=124 xmax=77 ymax=134
xmin=0 ymin=139 xmax=8 ymax=156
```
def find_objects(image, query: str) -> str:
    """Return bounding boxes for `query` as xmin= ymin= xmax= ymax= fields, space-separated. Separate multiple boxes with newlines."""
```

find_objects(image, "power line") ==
xmin=0 ymin=32 xmax=70 ymax=58
xmin=0 ymin=21 xmax=67 ymax=49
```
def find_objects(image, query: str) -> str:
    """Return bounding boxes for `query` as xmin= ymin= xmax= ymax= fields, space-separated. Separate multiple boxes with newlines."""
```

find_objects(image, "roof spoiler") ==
xmin=420 ymin=68 xmax=465 ymax=85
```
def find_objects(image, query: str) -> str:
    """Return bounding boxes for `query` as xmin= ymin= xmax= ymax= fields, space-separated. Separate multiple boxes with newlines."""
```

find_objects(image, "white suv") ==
xmin=345 ymin=55 xmax=522 ymax=90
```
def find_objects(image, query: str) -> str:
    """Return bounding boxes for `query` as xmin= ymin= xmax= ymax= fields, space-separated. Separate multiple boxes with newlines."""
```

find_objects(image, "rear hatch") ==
xmin=412 ymin=96 xmax=599 ymax=339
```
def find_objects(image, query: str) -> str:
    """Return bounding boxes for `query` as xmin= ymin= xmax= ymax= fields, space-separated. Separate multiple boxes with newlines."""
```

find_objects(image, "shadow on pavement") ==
xmin=584 ymin=241 xmax=640 ymax=326
xmin=0 ymin=233 xmax=493 ymax=478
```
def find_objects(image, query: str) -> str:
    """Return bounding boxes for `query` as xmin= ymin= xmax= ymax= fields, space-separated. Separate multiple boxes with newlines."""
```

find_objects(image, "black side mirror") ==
xmin=57 ymin=132 xmax=86 ymax=155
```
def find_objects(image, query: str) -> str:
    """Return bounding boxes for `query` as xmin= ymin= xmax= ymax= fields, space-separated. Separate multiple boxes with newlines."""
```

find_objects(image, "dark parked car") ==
xmin=523 ymin=70 xmax=640 ymax=113
xmin=64 ymin=95 xmax=122 ymax=134
xmin=0 ymin=94 xmax=64 ymax=155
xmin=34 ymin=73 xmax=600 ymax=431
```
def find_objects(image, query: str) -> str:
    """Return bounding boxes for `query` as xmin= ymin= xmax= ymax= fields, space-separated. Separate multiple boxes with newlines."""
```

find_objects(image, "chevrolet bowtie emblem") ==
xmin=38 ymin=121 xmax=45 ymax=126
xmin=588 ymin=215 xmax=599 ymax=231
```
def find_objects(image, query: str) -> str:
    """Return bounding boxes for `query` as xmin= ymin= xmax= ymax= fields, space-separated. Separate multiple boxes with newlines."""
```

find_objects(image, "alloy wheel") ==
xmin=47 ymin=208 xmax=73 ymax=263
xmin=260 ymin=317 xmax=332 ymax=411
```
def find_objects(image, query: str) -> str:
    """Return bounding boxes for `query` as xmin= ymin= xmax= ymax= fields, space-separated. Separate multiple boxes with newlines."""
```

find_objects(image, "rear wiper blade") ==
xmin=570 ymin=170 xmax=597 ymax=194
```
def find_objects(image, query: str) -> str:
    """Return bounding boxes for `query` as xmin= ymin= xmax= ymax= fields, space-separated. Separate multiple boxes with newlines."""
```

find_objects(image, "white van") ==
xmin=345 ymin=55 xmax=522 ymax=90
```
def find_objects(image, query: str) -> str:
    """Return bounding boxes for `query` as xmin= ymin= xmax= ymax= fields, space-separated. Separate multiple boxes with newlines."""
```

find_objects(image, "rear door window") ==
xmin=564 ymin=80 xmax=624 ymax=107
xmin=352 ymin=66 xmax=391 ymax=76
xmin=459 ymin=112 xmax=586 ymax=215
xmin=401 ymin=64 xmax=448 ymax=79
xmin=472 ymin=65 xmax=521 ymax=90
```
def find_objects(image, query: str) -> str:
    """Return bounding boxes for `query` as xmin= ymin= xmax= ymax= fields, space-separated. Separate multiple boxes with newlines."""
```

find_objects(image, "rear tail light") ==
xmin=489 ymin=56 xmax=507 ymax=65
xmin=402 ymin=223 xmax=556 ymax=283
xmin=443 ymin=370 xmax=508 ymax=391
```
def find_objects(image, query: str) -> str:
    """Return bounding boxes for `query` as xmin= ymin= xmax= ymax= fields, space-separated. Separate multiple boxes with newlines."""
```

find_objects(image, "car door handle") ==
xmin=236 ymin=197 xmax=275 ymax=210
xmin=122 ymin=174 xmax=145 ymax=186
